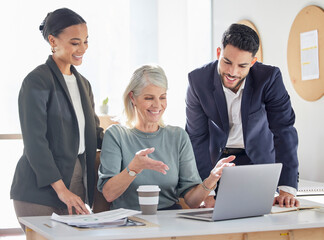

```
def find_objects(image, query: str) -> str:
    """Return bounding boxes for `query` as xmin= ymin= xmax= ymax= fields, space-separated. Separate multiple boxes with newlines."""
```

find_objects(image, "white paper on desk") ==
xmin=71 ymin=218 xmax=128 ymax=228
xmin=51 ymin=208 xmax=140 ymax=227
xmin=300 ymin=30 xmax=319 ymax=81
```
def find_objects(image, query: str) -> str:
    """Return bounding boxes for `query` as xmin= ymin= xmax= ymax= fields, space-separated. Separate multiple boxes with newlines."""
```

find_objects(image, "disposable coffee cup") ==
xmin=137 ymin=185 xmax=161 ymax=215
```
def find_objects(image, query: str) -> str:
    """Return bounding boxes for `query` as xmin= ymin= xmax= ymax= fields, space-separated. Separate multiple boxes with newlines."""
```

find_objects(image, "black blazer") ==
xmin=10 ymin=56 xmax=103 ymax=208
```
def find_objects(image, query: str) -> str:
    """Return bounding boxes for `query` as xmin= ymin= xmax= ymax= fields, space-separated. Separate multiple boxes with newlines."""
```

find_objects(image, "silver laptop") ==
xmin=177 ymin=163 xmax=282 ymax=221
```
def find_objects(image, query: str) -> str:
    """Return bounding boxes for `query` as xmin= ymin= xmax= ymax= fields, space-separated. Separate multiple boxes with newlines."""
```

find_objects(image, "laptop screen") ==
xmin=212 ymin=163 xmax=282 ymax=221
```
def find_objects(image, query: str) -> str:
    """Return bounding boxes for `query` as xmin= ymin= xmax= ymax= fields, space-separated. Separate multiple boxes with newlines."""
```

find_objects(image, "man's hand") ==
xmin=273 ymin=190 xmax=300 ymax=208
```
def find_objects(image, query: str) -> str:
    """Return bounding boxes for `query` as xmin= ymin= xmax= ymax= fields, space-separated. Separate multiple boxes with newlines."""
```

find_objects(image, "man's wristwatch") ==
xmin=126 ymin=166 xmax=138 ymax=177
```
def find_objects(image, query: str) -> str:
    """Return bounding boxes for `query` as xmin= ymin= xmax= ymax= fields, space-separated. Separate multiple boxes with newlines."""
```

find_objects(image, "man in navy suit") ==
xmin=186 ymin=23 xmax=299 ymax=207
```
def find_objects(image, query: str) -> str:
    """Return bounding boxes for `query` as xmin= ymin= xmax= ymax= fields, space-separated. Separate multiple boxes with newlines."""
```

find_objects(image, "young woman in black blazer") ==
xmin=10 ymin=8 xmax=103 ymax=231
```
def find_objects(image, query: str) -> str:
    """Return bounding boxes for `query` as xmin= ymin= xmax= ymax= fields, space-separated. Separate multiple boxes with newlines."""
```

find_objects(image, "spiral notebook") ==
xmin=297 ymin=179 xmax=324 ymax=196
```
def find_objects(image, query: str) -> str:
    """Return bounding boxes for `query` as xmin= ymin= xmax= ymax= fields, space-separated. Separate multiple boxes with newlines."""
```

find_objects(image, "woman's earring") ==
xmin=51 ymin=46 xmax=56 ymax=53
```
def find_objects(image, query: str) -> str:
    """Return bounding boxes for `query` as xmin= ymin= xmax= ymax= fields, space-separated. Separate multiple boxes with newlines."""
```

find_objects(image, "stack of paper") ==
xmin=51 ymin=208 xmax=141 ymax=228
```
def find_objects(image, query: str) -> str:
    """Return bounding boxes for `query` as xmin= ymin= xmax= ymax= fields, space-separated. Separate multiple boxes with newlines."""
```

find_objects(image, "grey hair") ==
xmin=123 ymin=64 xmax=168 ymax=128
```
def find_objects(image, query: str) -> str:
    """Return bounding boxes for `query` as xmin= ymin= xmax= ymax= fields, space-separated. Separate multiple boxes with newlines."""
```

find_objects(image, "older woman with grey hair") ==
xmin=97 ymin=64 xmax=234 ymax=210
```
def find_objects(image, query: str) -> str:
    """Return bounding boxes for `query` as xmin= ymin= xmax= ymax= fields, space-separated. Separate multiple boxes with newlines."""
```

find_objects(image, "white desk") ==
xmin=20 ymin=200 xmax=324 ymax=240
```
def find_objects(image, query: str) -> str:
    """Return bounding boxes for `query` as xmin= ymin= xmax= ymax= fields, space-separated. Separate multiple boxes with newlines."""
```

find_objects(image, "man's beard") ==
xmin=220 ymin=73 xmax=245 ymax=92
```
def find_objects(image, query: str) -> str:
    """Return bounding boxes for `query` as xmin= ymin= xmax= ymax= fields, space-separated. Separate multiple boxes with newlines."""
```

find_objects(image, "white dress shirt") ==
xmin=221 ymin=79 xmax=297 ymax=196
xmin=223 ymin=81 xmax=245 ymax=148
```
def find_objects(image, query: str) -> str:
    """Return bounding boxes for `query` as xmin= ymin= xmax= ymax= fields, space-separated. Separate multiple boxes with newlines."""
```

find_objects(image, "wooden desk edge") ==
xmin=25 ymin=226 xmax=324 ymax=240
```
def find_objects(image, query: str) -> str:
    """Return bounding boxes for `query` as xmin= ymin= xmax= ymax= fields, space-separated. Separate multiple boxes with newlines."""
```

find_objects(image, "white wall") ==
xmin=99 ymin=0 xmax=212 ymax=127
xmin=158 ymin=0 xmax=212 ymax=128
xmin=212 ymin=0 xmax=324 ymax=182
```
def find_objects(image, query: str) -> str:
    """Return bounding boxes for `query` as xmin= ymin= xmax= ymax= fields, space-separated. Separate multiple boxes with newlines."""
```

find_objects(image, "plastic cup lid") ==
xmin=137 ymin=185 xmax=161 ymax=192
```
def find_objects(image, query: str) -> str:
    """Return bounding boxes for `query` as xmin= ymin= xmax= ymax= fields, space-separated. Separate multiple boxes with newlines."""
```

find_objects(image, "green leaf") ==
xmin=102 ymin=97 xmax=109 ymax=105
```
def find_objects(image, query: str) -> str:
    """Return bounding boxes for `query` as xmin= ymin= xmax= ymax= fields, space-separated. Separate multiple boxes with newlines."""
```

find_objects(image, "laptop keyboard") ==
xmin=195 ymin=211 xmax=213 ymax=218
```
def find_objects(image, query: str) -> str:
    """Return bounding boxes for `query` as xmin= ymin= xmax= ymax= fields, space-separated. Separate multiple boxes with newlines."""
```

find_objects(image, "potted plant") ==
xmin=100 ymin=97 xmax=109 ymax=115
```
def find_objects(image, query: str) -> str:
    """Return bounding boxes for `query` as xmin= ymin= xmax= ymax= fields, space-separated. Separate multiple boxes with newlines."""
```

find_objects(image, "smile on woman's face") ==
xmin=49 ymin=23 xmax=88 ymax=75
xmin=131 ymin=84 xmax=167 ymax=132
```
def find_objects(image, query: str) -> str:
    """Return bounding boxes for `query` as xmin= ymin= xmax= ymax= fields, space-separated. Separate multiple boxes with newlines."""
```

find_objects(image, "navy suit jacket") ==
xmin=185 ymin=60 xmax=298 ymax=189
